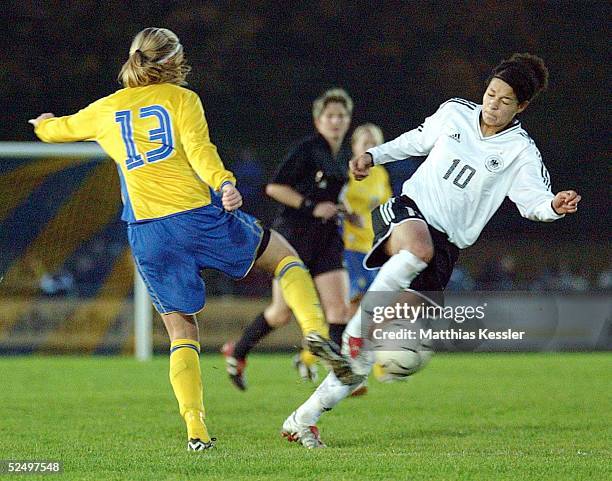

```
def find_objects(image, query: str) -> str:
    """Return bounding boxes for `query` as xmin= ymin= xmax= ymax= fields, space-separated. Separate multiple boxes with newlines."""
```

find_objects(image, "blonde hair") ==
xmin=352 ymin=123 xmax=384 ymax=146
xmin=118 ymin=27 xmax=191 ymax=88
xmin=312 ymin=88 xmax=354 ymax=119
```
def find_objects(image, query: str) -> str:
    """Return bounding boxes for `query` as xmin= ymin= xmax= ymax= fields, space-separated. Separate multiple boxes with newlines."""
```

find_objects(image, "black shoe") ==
xmin=221 ymin=341 xmax=247 ymax=391
xmin=304 ymin=334 xmax=364 ymax=385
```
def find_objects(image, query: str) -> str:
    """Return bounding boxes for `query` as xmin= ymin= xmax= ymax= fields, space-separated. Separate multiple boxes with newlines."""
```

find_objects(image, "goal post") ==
xmin=0 ymin=141 xmax=152 ymax=360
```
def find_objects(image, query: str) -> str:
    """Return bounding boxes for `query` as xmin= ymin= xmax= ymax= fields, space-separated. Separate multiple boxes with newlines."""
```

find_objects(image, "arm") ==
xmin=508 ymin=152 xmax=580 ymax=221
xmin=30 ymin=99 xmax=104 ymax=142
xmin=267 ymin=146 xmax=309 ymax=208
xmin=180 ymin=91 xmax=236 ymax=192
xmin=268 ymin=142 xmax=338 ymax=221
xmin=368 ymin=103 xmax=448 ymax=164
xmin=265 ymin=183 xmax=303 ymax=209
xmin=265 ymin=183 xmax=338 ymax=221
xmin=350 ymin=103 xmax=449 ymax=180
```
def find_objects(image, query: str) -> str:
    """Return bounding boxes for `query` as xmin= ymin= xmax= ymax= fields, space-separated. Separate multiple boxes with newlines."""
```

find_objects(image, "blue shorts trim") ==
xmin=344 ymin=250 xmax=379 ymax=300
xmin=128 ymin=203 xmax=263 ymax=314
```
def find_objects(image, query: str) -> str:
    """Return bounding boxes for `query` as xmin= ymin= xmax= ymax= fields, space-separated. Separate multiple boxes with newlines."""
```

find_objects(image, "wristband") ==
xmin=298 ymin=197 xmax=316 ymax=217
xmin=220 ymin=180 xmax=234 ymax=191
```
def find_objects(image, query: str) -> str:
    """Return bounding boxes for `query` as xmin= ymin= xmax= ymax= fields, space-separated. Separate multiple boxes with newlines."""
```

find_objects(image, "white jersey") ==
xmin=367 ymin=98 xmax=563 ymax=249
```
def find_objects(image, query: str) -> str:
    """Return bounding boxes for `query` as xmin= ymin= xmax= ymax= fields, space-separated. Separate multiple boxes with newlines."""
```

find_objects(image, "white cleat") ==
xmin=187 ymin=437 xmax=216 ymax=451
xmin=281 ymin=412 xmax=326 ymax=449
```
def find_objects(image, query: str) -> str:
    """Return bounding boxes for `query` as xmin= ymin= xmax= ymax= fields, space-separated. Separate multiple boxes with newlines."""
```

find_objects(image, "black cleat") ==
xmin=304 ymin=333 xmax=364 ymax=385
xmin=221 ymin=341 xmax=247 ymax=391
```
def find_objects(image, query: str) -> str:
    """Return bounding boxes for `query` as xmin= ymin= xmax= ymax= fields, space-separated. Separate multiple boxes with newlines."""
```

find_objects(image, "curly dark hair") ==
xmin=488 ymin=53 xmax=549 ymax=103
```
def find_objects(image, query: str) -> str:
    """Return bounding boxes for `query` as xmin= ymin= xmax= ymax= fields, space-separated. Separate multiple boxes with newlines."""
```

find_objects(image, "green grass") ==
xmin=0 ymin=353 xmax=610 ymax=481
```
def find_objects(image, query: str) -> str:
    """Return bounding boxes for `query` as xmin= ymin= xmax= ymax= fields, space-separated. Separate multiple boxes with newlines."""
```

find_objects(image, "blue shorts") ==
xmin=344 ymin=250 xmax=378 ymax=301
xmin=128 ymin=203 xmax=264 ymax=314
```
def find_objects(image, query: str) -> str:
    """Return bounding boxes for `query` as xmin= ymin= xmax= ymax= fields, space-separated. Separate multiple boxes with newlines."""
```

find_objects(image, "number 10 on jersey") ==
xmin=443 ymin=159 xmax=476 ymax=189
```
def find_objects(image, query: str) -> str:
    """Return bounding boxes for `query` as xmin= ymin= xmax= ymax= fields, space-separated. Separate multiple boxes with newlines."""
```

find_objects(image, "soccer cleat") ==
xmin=281 ymin=412 xmax=326 ymax=449
xmin=304 ymin=333 xmax=363 ymax=385
xmin=221 ymin=341 xmax=247 ymax=391
xmin=293 ymin=353 xmax=319 ymax=383
xmin=344 ymin=335 xmax=376 ymax=378
xmin=187 ymin=437 xmax=216 ymax=451
xmin=350 ymin=379 xmax=368 ymax=397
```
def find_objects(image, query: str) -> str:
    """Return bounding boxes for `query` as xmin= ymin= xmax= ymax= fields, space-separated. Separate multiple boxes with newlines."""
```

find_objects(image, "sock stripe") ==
xmin=276 ymin=261 xmax=306 ymax=279
xmin=170 ymin=343 xmax=200 ymax=354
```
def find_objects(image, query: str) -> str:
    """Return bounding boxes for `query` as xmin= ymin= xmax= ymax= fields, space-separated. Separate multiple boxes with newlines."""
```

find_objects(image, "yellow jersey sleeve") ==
xmin=35 ymin=98 xmax=104 ymax=143
xmin=179 ymin=91 xmax=235 ymax=191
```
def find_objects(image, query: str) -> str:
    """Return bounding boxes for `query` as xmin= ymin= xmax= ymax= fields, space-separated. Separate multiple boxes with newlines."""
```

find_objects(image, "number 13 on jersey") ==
xmin=115 ymin=105 xmax=174 ymax=170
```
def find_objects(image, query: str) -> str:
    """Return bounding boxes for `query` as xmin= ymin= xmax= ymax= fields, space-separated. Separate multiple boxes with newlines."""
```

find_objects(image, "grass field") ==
xmin=0 ymin=353 xmax=610 ymax=481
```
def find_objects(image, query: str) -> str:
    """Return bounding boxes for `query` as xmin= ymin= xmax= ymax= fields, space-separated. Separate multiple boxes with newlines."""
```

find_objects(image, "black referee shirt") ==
xmin=271 ymin=133 xmax=351 ymax=228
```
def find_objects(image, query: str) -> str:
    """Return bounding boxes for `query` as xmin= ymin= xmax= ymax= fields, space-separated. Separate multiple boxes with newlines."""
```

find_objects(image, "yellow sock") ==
xmin=169 ymin=339 xmax=210 ymax=441
xmin=275 ymin=256 xmax=329 ymax=338
xmin=372 ymin=362 xmax=387 ymax=382
xmin=300 ymin=348 xmax=319 ymax=367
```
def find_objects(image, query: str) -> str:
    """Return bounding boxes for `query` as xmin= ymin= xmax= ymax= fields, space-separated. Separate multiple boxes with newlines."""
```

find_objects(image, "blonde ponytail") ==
xmin=118 ymin=27 xmax=191 ymax=88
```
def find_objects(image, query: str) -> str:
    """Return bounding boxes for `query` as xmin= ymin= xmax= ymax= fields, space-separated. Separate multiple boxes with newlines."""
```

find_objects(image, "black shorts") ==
xmin=273 ymin=221 xmax=344 ymax=278
xmin=364 ymin=196 xmax=459 ymax=293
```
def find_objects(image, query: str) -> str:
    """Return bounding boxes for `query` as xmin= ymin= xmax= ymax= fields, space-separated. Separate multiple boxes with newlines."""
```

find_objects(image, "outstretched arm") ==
xmin=509 ymin=156 xmax=580 ymax=221
xmin=551 ymin=190 xmax=580 ymax=215
xmin=28 ymin=113 xmax=56 ymax=128
xmin=350 ymin=101 xmax=452 ymax=181
xmin=29 ymin=97 xmax=104 ymax=142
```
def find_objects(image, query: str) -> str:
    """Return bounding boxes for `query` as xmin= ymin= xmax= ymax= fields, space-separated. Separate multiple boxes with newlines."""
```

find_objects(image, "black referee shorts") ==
xmin=364 ymin=196 xmax=459 ymax=293
xmin=273 ymin=221 xmax=344 ymax=278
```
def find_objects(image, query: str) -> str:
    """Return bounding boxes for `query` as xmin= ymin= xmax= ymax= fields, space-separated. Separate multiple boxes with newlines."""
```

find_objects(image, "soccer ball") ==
xmin=372 ymin=320 xmax=433 ymax=382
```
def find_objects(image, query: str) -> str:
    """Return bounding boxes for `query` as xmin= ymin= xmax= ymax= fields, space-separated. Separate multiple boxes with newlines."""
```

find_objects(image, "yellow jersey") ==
xmin=35 ymin=83 xmax=236 ymax=223
xmin=342 ymin=165 xmax=392 ymax=253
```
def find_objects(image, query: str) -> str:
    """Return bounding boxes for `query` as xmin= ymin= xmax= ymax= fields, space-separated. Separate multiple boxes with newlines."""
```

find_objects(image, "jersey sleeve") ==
xmin=34 ymin=98 xmax=104 ymax=143
xmin=367 ymin=101 xmax=450 ymax=165
xmin=508 ymin=148 xmax=564 ymax=222
xmin=270 ymin=142 xmax=309 ymax=186
xmin=179 ymin=91 xmax=236 ymax=191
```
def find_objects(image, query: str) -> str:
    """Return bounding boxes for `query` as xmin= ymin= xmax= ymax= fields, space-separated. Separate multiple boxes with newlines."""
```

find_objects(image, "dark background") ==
xmin=1 ymin=0 xmax=609 ymax=240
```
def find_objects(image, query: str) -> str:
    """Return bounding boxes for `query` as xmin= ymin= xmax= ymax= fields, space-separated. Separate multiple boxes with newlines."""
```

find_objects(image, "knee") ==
xmin=389 ymin=224 xmax=434 ymax=264
xmin=162 ymin=313 xmax=199 ymax=342
xmin=394 ymin=238 xmax=433 ymax=264
xmin=407 ymin=242 xmax=434 ymax=264
xmin=264 ymin=306 xmax=292 ymax=327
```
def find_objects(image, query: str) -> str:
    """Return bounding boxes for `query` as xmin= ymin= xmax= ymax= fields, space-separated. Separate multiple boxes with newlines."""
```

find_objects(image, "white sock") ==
xmin=294 ymin=372 xmax=353 ymax=425
xmin=345 ymin=308 xmax=363 ymax=340
xmin=346 ymin=249 xmax=428 ymax=339
xmin=369 ymin=249 xmax=428 ymax=291
xmin=295 ymin=251 xmax=429 ymax=426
